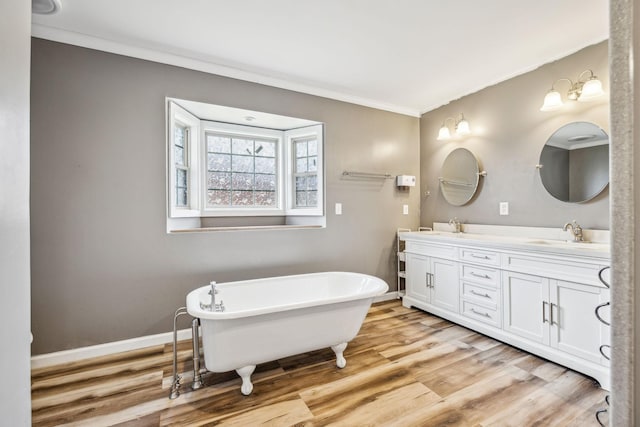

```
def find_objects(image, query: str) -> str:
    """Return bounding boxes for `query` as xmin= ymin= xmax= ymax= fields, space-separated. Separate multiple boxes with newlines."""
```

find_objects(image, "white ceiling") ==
xmin=32 ymin=0 xmax=609 ymax=117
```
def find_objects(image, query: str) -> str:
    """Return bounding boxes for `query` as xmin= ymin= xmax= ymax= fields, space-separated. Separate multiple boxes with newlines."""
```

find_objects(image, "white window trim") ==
xmin=200 ymin=121 xmax=285 ymax=217
xmin=285 ymin=124 xmax=324 ymax=216
xmin=167 ymin=104 xmax=324 ymax=224
xmin=168 ymin=102 xmax=200 ymax=218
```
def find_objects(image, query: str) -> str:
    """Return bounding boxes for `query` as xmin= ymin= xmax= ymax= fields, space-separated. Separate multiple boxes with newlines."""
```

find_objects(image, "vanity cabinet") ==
xmin=503 ymin=272 xmax=610 ymax=364
xmin=401 ymin=232 xmax=611 ymax=390
xmin=405 ymin=253 xmax=459 ymax=312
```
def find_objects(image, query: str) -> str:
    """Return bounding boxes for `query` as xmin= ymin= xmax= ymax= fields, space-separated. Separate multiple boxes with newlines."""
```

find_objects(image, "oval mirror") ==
xmin=439 ymin=148 xmax=481 ymax=206
xmin=539 ymin=122 xmax=609 ymax=203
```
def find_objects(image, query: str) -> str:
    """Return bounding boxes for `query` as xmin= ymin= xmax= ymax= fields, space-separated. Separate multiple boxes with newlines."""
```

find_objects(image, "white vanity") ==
xmin=400 ymin=224 xmax=610 ymax=389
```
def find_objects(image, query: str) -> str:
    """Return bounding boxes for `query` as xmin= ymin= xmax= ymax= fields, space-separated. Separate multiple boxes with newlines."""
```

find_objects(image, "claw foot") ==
xmin=331 ymin=342 xmax=348 ymax=368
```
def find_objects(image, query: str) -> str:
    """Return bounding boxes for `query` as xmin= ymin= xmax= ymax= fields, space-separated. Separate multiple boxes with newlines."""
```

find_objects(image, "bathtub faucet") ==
xmin=200 ymin=281 xmax=225 ymax=312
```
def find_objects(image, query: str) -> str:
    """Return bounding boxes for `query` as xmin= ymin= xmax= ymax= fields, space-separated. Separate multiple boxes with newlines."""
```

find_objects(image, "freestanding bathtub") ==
xmin=186 ymin=271 xmax=388 ymax=395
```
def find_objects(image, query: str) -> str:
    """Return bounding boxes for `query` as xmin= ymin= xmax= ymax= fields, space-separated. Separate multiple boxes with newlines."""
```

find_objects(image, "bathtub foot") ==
xmin=331 ymin=342 xmax=348 ymax=368
xmin=236 ymin=365 xmax=256 ymax=395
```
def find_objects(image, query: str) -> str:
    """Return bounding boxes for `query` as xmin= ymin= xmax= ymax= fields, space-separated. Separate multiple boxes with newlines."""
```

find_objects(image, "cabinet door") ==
xmin=431 ymin=257 xmax=459 ymax=312
xmin=406 ymin=253 xmax=429 ymax=302
xmin=549 ymin=280 xmax=610 ymax=364
xmin=502 ymin=271 xmax=550 ymax=345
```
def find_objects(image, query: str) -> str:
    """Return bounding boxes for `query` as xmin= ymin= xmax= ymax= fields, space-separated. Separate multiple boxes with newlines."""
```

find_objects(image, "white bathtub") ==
xmin=186 ymin=271 xmax=388 ymax=395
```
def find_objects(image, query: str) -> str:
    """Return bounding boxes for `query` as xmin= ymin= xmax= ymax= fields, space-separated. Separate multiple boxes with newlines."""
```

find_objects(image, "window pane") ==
xmin=208 ymin=190 xmax=231 ymax=206
xmin=232 ymin=190 xmax=253 ymax=206
xmin=176 ymin=169 xmax=187 ymax=187
xmin=296 ymin=191 xmax=307 ymax=207
xmin=232 ymin=155 xmax=254 ymax=173
xmin=255 ymin=157 xmax=275 ymax=174
xmin=255 ymin=174 xmax=276 ymax=191
xmin=295 ymin=141 xmax=307 ymax=158
xmin=174 ymin=146 xmax=185 ymax=166
xmin=296 ymin=158 xmax=307 ymax=173
xmin=232 ymin=138 xmax=254 ymax=155
xmin=232 ymin=173 xmax=254 ymax=190
xmin=295 ymin=176 xmax=306 ymax=191
xmin=208 ymin=153 xmax=231 ymax=172
xmin=208 ymin=172 xmax=231 ymax=190
xmin=255 ymin=191 xmax=276 ymax=206
xmin=174 ymin=126 xmax=185 ymax=148
xmin=307 ymin=175 xmax=317 ymax=191
xmin=308 ymin=156 xmax=318 ymax=172
xmin=207 ymin=135 xmax=231 ymax=153
xmin=308 ymin=190 xmax=318 ymax=207
xmin=255 ymin=141 xmax=276 ymax=157
xmin=308 ymin=139 xmax=318 ymax=156
xmin=177 ymin=187 xmax=188 ymax=206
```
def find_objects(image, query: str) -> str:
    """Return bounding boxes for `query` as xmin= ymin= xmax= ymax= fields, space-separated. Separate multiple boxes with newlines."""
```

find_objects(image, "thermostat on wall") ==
xmin=396 ymin=175 xmax=416 ymax=187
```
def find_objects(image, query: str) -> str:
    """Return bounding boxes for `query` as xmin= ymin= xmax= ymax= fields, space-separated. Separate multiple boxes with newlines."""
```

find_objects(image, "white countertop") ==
xmin=399 ymin=230 xmax=610 ymax=259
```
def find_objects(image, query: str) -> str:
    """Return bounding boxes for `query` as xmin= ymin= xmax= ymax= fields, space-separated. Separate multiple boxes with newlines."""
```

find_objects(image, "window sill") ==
xmin=170 ymin=224 xmax=324 ymax=233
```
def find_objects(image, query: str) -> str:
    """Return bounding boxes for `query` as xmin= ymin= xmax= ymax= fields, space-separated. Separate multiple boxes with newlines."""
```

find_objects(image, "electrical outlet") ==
xmin=499 ymin=202 xmax=509 ymax=215
xmin=403 ymin=204 xmax=409 ymax=215
xmin=335 ymin=203 xmax=342 ymax=215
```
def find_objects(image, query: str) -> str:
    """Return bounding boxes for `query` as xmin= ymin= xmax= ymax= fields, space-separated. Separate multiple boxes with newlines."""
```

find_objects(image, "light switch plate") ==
xmin=335 ymin=203 xmax=342 ymax=215
xmin=403 ymin=204 xmax=409 ymax=215
xmin=499 ymin=202 xmax=509 ymax=215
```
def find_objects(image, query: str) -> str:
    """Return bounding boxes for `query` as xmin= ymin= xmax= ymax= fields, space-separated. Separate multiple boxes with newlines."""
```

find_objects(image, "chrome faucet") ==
xmin=563 ymin=220 xmax=584 ymax=242
xmin=200 ymin=281 xmax=225 ymax=312
xmin=449 ymin=217 xmax=462 ymax=233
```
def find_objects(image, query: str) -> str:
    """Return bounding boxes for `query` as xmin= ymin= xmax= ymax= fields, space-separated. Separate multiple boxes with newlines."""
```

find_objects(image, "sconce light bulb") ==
xmin=456 ymin=118 xmax=471 ymax=135
xmin=540 ymin=89 xmax=563 ymax=112
xmin=578 ymin=78 xmax=605 ymax=102
xmin=437 ymin=125 xmax=451 ymax=141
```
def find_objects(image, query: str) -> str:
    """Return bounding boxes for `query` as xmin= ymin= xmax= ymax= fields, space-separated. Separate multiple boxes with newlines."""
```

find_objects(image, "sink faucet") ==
xmin=200 ymin=281 xmax=225 ymax=312
xmin=449 ymin=217 xmax=462 ymax=233
xmin=563 ymin=220 xmax=584 ymax=242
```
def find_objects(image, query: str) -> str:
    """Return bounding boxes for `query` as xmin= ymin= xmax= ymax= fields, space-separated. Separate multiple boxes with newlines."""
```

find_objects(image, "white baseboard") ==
xmin=374 ymin=291 xmax=399 ymax=302
xmin=31 ymin=328 xmax=193 ymax=370
xmin=32 ymin=293 xmax=400 ymax=370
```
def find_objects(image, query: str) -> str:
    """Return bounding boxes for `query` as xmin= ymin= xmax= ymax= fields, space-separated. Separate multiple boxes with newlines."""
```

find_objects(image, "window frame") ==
xmin=168 ymin=102 xmax=200 ymax=218
xmin=167 ymin=101 xmax=324 ymax=223
xmin=285 ymin=125 xmax=324 ymax=216
xmin=200 ymin=121 xmax=285 ymax=217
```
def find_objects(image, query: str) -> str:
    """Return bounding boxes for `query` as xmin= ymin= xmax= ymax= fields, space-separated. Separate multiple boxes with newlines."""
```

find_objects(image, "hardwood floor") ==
xmin=31 ymin=300 xmax=609 ymax=426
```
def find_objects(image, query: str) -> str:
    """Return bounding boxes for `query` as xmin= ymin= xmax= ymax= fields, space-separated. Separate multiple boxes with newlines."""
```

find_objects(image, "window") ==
xmin=206 ymin=134 xmax=279 ymax=208
xmin=167 ymin=100 xmax=324 ymax=228
xmin=293 ymin=137 xmax=319 ymax=208
xmin=167 ymin=102 xmax=200 ymax=218
xmin=174 ymin=124 xmax=189 ymax=207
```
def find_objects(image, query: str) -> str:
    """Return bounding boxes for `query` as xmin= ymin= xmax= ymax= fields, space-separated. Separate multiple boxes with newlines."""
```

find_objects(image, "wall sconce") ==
xmin=540 ymin=70 xmax=605 ymax=112
xmin=437 ymin=113 xmax=471 ymax=140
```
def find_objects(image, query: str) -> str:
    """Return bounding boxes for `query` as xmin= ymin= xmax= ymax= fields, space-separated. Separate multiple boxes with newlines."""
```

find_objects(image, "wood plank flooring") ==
xmin=31 ymin=300 xmax=609 ymax=426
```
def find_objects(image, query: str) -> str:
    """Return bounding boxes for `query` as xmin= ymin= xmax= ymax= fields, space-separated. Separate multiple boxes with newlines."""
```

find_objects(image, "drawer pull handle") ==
xmin=470 ymin=308 xmax=491 ymax=318
xmin=599 ymin=344 xmax=611 ymax=361
xmin=470 ymin=289 xmax=491 ymax=298
xmin=550 ymin=302 xmax=559 ymax=326
xmin=595 ymin=301 xmax=610 ymax=326
xmin=542 ymin=301 xmax=548 ymax=323
xmin=470 ymin=254 xmax=490 ymax=260
xmin=470 ymin=272 xmax=491 ymax=279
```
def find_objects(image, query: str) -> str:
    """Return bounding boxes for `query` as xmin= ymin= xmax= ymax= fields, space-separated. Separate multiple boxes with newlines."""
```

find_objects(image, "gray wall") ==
xmin=1 ymin=0 xmax=32 ymax=424
xmin=30 ymin=39 xmax=420 ymax=354
xmin=420 ymin=41 xmax=609 ymax=229
xmin=569 ymin=144 xmax=609 ymax=202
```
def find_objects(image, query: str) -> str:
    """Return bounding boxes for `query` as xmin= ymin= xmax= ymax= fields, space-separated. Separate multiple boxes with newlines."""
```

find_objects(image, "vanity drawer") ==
xmin=461 ymin=282 xmax=499 ymax=308
xmin=459 ymin=247 xmax=501 ymax=266
xmin=461 ymin=300 xmax=501 ymax=328
xmin=405 ymin=241 xmax=457 ymax=259
xmin=460 ymin=263 xmax=500 ymax=288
